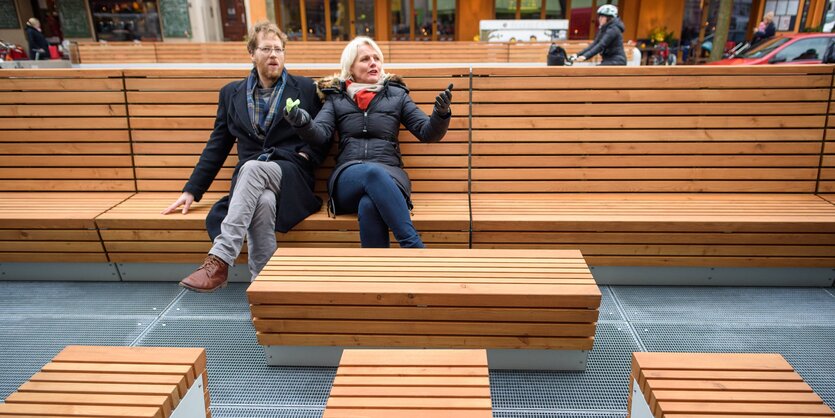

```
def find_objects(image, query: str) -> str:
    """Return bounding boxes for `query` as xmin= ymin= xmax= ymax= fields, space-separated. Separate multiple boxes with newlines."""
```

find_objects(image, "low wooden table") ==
xmin=0 ymin=345 xmax=210 ymax=418
xmin=324 ymin=349 xmax=492 ymax=418
xmin=248 ymin=248 xmax=601 ymax=370
xmin=628 ymin=352 xmax=835 ymax=418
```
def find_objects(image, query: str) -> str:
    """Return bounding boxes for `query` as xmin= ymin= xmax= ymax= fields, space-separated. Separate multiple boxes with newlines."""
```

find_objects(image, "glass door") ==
xmin=391 ymin=0 xmax=455 ymax=40
xmin=279 ymin=0 xmax=375 ymax=40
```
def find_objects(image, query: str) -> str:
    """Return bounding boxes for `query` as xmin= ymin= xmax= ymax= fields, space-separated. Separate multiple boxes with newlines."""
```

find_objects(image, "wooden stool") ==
xmin=0 ymin=345 xmax=210 ymax=418
xmin=628 ymin=352 xmax=835 ymax=418
xmin=324 ymin=349 xmax=492 ymax=418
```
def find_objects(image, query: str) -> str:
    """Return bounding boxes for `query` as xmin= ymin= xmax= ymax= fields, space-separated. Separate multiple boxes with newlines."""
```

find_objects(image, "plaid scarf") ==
xmin=246 ymin=67 xmax=287 ymax=141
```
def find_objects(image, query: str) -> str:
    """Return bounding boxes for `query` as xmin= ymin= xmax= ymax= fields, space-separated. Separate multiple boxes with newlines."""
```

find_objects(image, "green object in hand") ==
xmin=285 ymin=98 xmax=301 ymax=113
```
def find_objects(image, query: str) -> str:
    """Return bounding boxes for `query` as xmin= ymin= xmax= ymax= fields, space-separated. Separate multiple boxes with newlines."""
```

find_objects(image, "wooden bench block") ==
xmin=249 ymin=248 xmax=600 ymax=370
xmin=0 ymin=192 xmax=133 ymax=262
xmin=469 ymin=66 xmax=835 ymax=269
xmin=0 ymin=345 xmax=210 ymax=418
xmin=97 ymin=192 xmax=470 ymax=264
xmin=627 ymin=352 xmax=835 ymax=418
xmin=324 ymin=349 xmax=492 ymax=418
xmin=0 ymin=70 xmax=133 ymax=193
xmin=471 ymin=193 xmax=835 ymax=268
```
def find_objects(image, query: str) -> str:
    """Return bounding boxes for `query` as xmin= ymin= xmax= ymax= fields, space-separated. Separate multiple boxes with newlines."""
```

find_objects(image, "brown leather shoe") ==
xmin=179 ymin=254 xmax=229 ymax=293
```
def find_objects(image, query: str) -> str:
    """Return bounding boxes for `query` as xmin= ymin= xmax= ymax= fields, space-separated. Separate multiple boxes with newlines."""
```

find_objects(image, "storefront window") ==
xmin=495 ymin=0 xmax=516 ymax=19
xmin=437 ymin=0 xmax=455 ymax=40
xmin=519 ymin=0 xmax=542 ymax=19
xmin=278 ymin=0 xmax=302 ymax=40
xmin=545 ymin=0 xmax=565 ymax=19
xmin=414 ymin=0 xmax=433 ymax=40
xmin=391 ymin=0 xmax=411 ymax=40
xmin=355 ymin=0 xmax=375 ymax=36
xmin=823 ymin=0 xmax=835 ymax=32
xmin=330 ymin=0 xmax=350 ymax=40
xmin=90 ymin=0 xmax=161 ymax=41
xmin=763 ymin=0 xmax=799 ymax=32
xmin=305 ymin=0 xmax=326 ymax=40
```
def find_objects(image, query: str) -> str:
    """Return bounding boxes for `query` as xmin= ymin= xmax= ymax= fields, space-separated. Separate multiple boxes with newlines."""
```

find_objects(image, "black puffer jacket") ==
xmin=295 ymin=74 xmax=450 ymax=215
xmin=578 ymin=18 xmax=627 ymax=65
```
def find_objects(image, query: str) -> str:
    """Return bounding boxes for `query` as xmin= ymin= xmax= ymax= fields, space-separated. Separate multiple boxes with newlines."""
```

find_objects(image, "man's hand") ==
xmin=161 ymin=192 xmax=195 ymax=215
xmin=434 ymin=83 xmax=453 ymax=116
xmin=285 ymin=97 xmax=301 ymax=113
xmin=575 ymin=55 xmax=587 ymax=62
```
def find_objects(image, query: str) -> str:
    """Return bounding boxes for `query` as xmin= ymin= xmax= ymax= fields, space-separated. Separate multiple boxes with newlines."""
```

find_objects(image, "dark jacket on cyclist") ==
xmin=578 ymin=18 xmax=626 ymax=66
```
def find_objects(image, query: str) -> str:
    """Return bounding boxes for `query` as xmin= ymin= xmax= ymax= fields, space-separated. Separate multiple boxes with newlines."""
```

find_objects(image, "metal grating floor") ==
xmin=0 ymin=281 xmax=834 ymax=417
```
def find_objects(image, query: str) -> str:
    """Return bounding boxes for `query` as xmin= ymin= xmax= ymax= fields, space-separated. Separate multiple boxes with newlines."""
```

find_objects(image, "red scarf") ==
xmin=346 ymin=80 xmax=377 ymax=110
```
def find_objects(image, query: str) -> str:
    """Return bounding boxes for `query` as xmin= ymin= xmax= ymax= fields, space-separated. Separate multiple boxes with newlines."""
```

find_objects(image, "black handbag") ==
xmin=547 ymin=43 xmax=566 ymax=66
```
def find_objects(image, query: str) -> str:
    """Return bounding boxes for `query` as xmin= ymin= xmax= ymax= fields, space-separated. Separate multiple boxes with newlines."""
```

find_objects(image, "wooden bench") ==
xmin=823 ymin=100 xmax=834 ymax=193
xmin=247 ymin=247 xmax=600 ymax=370
xmin=385 ymin=42 xmax=510 ymax=63
xmin=0 ymin=345 xmax=210 ymax=418
xmin=469 ymin=65 xmax=835 ymax=271
xmin=0 ymin=70 xmax=134 ymax=274
xmin=628 ymin=352 xmax=835 ymax=418
xmin=72 ymin=41 xmax=634 ymax=64
xmin=74 ymin=42 xmax=158 ymax=64
xmin=96 ymin=68 xmax=470 ymax=277
xmin=324 ymin=349 xmax=491 ymax=418
xmin=153 ymin=43 xmax=249 ymax=63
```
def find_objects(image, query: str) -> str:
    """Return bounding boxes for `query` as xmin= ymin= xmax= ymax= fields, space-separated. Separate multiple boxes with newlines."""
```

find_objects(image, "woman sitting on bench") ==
xmin=284 ymin=36 xmax=453 ymax=248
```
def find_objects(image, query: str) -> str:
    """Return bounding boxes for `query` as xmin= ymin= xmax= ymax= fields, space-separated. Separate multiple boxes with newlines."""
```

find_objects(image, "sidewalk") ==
xmin=0 ymin=281 xmax=833 ymax=417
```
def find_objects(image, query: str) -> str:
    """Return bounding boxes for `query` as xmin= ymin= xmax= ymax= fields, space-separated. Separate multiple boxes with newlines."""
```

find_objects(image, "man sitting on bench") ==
xmin=162 ymin=21 xmax=325 ymax=293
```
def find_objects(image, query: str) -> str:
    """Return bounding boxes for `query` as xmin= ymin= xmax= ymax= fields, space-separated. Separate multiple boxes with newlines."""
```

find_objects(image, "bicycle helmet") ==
xmin=597 ymin=4 xmax=618 ymax=17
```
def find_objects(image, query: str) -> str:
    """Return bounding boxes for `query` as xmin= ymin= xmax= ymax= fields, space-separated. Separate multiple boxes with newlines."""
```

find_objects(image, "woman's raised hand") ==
xmin=434 ymin=83 xmax=453 ymax=116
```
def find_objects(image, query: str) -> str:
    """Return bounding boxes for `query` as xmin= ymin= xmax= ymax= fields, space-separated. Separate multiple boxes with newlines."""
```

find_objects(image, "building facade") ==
xmin=1 ymin=0 xmax=832 ymax=53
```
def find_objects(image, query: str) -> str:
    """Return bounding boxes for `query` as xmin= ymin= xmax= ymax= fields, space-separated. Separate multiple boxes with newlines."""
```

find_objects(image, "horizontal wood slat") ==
xmin=2 ymin=66 xmax=835 ymax=268
xmin=469 ymin=66 xmax=835 ymax=268
xmin=0 ymin=345 xmax=210 ymax=418
xmin=324 ymin=349 xmax=491 ymax=418
xmin=627 ymin=352 xmax=835 ymax=418
xmin=249 ymin=248 xmax=600 ymax=351
xmin=0 ymin=70 xmax=133 ymax=193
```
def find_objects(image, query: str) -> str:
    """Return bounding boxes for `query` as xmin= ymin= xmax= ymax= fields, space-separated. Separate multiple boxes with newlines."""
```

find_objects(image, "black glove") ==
xmin=284 ymin=106 xmax=310 ymax=128
xmin=434 ymin=83 xmax=453 ymax=116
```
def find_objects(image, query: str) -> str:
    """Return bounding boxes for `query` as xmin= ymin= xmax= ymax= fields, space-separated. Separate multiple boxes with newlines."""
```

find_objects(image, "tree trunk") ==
xmin=710 ymin=0 xmax=733 ymax=62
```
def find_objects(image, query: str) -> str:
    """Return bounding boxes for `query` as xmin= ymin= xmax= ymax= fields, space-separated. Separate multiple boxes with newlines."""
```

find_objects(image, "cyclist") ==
xmin=570 ymin=4 xmax=626 ymax=66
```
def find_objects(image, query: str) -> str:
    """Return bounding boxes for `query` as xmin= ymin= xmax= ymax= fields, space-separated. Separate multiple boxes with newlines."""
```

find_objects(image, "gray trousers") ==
xmin=209 ymin=160 xmax=282 ymax=280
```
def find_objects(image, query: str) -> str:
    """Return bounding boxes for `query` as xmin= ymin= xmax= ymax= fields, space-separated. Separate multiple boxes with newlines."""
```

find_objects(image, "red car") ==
xmin=709 ymin=33 xmax=835 ymax=65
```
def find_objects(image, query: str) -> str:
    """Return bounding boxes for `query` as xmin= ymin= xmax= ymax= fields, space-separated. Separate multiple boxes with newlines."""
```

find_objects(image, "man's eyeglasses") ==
xmin=257 ymin=47 xmax=285 ymax=55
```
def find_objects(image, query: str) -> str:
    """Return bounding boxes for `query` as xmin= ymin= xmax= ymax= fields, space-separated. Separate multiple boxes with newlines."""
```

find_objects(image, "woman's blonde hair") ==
xmin=340 ymin=36 xmax=386 ymax=81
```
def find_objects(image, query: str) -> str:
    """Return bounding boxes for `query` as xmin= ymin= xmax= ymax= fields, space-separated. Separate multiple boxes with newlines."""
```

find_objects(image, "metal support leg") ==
xmin=170 ymin=373 xmax=207 ymax=418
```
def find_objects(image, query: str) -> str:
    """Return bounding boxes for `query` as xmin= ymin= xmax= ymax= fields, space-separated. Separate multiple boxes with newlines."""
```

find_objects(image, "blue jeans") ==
xmin=333 ymin=164 xmax=425 ymax=248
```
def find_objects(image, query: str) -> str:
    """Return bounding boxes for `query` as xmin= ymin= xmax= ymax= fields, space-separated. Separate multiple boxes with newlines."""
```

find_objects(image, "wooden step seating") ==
xmin=75 ymin=42 xmax=157 ymax=64
xmin=72 ymin=41 xmax=636 ymax=65
xmin=97 ymin=68 xmax=470 ymax=268
xmin=0 ymin=345 xmax=211 ymax=418
xmin=823 ymin=92 xmax=835 ymax=193
xmin=247 ymin=247 xmax=601 ymax=370
xmin=627 ymin=352 xmax=835 ymax=418
xmin=0 ymin=69 xmax=136 ymax=264
xmin=469 ymin=65 xmax=835 ymax=268
xmin=324 ymin=349 xmax=492 ymax=418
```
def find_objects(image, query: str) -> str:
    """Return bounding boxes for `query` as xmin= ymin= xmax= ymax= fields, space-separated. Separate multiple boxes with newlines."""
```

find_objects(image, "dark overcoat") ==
xmin=183 ymin=72 xmax=324 ymax=240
